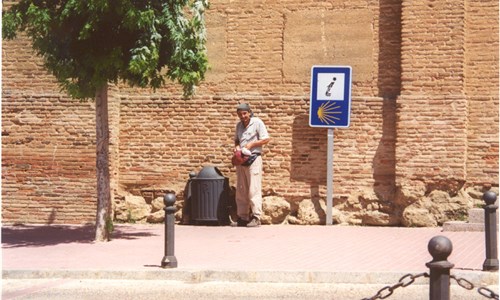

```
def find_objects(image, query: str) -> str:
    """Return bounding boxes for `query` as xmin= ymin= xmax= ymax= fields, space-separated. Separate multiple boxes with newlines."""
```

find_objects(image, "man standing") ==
xmin=233 ymin=103 xmax=270 ymax=227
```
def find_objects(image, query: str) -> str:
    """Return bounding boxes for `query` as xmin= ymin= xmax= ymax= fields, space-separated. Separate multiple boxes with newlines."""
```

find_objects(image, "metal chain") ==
xmin=363 ymin=273 xmax=498 ymax=299
xmin=478 ymin=287 xmax=500 ymax=300
xmin=450 ymin=275 xmax=474 ymax=290
xmin=361 ymin=272 xmax=429 ymax=300
xmin=451 ymin=274 xmax=499 ymax=299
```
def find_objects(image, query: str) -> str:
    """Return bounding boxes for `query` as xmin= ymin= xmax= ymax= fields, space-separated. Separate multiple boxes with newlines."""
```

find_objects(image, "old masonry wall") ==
xmin=2 ymin=0 xmax=498 ymax=226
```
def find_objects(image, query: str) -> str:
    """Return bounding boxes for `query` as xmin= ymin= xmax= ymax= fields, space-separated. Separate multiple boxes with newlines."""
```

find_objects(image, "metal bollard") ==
xmin=426 ymin=236 xmax=454 ymax=300
xmin=482 ymin=191 xmax=499 ymax=271
xmin=161 ymin=193 xmax=178 ymax=268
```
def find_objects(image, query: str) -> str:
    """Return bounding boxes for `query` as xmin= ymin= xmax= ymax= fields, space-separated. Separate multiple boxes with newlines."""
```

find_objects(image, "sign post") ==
xmin=326 ymin=129 xmax=334 ymax=225
xmin=309 ymin=66 xmax=352 ymax=225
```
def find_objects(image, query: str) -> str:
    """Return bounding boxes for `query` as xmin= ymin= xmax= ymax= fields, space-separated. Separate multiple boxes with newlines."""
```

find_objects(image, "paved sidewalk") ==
xmin=2 ymin=224 xmax=498 ymax=285
xmin=2 ymin=224 xmax=498 ymax=300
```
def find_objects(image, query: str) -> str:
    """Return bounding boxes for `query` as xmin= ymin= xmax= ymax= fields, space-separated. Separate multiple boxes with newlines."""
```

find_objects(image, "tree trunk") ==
xmin=95 ymin=83 xmax=111 ymax=242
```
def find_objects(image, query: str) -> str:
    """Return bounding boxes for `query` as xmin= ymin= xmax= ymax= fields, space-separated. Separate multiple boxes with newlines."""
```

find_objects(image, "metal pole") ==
xmin=426 ymin=235 xmax=454 ymax=300
xmin=483 ymin=191 xmax=499 ymax=271
xmin=326 ymin=128 xmax=334 ymax=225
xmin=161 ymin=193 xmax=178 ymax=268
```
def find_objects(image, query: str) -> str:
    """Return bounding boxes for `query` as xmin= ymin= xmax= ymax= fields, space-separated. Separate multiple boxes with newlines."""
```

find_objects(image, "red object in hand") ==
xmin=231 ymin=150 xmax=249 ymax=166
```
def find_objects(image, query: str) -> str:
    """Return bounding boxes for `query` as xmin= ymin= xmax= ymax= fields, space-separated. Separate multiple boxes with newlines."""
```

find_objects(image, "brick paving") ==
xmin=1 ymin=224 xmax=487 ymax=273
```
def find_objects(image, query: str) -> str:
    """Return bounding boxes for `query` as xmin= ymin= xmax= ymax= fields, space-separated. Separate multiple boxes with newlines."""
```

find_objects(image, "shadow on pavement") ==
xmin=1 ymin=224 xmax=158 ymax=248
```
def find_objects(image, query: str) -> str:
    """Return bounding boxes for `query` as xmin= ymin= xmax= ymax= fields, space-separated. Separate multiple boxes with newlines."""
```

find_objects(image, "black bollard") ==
xmin=426 ymin=235 xmax=454 ymax=300
xmin=161 ymin=193 xmax=178 ymax=268
xmin=482 ymin=191 xmax=499 ymax=271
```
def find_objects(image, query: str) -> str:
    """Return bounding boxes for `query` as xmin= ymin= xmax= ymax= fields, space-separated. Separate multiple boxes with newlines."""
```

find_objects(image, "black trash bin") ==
xmin=190 ymin=166 xmax=230 ymax=225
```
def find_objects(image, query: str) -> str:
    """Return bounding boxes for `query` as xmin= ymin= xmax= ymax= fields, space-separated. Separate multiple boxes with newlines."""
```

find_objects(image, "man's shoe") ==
xmin=231 ymin=218 xmax=248 ymax=227
xmin=246 ymin=217 xmax=261 ymax=228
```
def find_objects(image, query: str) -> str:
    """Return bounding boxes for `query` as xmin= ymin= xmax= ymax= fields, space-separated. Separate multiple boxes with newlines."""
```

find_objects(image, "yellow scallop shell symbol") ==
xmin=317 ymin=102 xmax=341 ymax=124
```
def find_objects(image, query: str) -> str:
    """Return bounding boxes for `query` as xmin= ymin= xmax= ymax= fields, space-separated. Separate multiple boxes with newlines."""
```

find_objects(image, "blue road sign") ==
xmin=309 ymin=66 xmax=352 ymax=128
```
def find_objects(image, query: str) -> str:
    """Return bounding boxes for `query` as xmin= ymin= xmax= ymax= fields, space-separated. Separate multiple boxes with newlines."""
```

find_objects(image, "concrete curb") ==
xmin=3 ymin=269 xmax=498 ymax=286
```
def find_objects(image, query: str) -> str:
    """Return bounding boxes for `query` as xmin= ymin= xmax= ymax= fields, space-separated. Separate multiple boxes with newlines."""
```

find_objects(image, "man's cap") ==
xmin=236 ymin=103 xmax=251 ymax=112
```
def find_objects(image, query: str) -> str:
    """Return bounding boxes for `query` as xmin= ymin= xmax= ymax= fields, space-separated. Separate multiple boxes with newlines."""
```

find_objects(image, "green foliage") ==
xmin=3 ymin=0 xmax=210 ymax=99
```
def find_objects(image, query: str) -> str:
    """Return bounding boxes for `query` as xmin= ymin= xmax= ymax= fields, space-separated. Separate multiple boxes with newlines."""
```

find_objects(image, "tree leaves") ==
xmin=2 ymin=0 xmax=210 ymax=99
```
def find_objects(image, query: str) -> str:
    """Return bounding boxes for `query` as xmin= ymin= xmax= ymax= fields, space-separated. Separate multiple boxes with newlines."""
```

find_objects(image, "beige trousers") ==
xmin=235 ymin=155 xmax=263 ymax=221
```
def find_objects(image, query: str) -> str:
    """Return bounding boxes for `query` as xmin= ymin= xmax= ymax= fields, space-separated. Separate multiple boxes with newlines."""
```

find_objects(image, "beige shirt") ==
xmin=234 ymin=117 xmax=269 ymax=154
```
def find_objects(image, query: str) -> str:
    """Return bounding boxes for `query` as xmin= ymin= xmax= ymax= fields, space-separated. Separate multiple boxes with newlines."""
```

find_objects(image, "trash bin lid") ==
xmin=195 ymin=166 xmax=225 ymax=179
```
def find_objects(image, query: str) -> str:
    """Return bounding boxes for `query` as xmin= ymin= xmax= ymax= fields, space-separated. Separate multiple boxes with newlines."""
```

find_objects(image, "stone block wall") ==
xmin=2 ymin=0 xmax=498 ymax=226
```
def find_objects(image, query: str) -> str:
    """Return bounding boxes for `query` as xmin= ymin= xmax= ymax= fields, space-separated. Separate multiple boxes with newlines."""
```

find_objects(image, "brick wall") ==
xmin=396 ymin=0 xmax=498 ymax=193
xmin=2 ymin=93 xmax=97 ymax=223
xmin=2 ymin=0 xmax=498 ymax=224
xmin=465 ymin=0 xmax=500 ymax=184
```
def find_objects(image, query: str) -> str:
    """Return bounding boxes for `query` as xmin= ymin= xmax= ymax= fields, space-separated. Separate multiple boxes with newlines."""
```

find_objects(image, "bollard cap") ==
xmin=483 ymin=191 xmax=498 ymax=205
xmin=163 ymin=193 xmax=176 ymax=206
xmin=428 ymin=235 xmax=453 ymax=261
xmin=426 ymin=235 xmax=455 ymax=269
